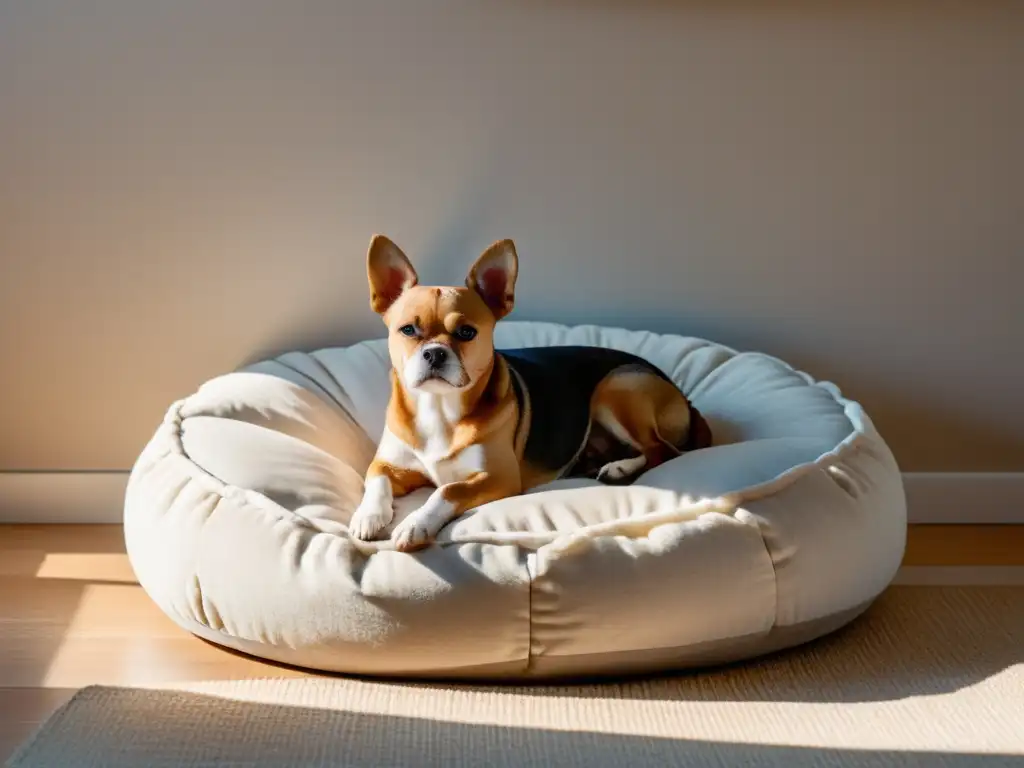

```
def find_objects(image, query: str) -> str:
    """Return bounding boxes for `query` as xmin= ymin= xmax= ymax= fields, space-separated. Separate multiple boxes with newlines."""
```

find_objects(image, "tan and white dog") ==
xmin=349 ymin=235 xmax=712 ymax=551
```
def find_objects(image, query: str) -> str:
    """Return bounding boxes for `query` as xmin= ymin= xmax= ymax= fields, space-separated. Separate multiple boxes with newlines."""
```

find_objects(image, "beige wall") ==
xmin=1 ymin=1 xmax=1021 ymax=472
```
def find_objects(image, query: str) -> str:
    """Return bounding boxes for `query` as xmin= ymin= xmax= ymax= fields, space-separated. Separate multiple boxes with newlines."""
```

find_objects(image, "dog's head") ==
xmin=366 ymin=235 xmax=518 ymax=395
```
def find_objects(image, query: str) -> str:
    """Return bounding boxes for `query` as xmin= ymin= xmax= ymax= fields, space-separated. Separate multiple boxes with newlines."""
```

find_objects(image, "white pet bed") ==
xmin=124 ymin=322 xmax=906 ymax=679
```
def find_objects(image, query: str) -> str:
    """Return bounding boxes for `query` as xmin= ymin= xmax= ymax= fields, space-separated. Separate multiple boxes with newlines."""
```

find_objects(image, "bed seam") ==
xmin=752 ymin=522 xmax=781 ymax=636
xmin=524 ymin=552 xmax=535 ymax=674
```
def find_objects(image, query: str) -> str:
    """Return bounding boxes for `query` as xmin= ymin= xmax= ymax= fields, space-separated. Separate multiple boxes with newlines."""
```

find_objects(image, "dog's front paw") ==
xmin=390 ymin=512 xmax=439 ymax=553
xmin=596 ymin=455 xmax=647 ymax=485
xmin=349 ymin=499 xmax=394 ymax=541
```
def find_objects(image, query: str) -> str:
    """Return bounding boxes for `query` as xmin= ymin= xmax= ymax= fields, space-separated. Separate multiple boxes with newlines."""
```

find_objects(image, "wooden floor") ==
xmin=2 ymin=523 xmax=1023 ymax=760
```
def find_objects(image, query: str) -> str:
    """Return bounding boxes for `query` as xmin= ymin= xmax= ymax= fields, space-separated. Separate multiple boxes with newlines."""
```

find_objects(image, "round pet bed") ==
xmin=124 ymin=321 xmax=907 ymax=680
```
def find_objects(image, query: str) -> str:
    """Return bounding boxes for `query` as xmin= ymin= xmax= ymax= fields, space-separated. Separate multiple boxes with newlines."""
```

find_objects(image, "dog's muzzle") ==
xmin=405 ymin=343 xmax=466 ymax=390
xmin=422 ymin=345 xmax=448 ymax=370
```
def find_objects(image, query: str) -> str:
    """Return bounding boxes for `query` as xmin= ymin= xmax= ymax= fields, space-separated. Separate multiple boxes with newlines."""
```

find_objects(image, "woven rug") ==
xmin=8 ymin=586 xmax=1024 ymax=767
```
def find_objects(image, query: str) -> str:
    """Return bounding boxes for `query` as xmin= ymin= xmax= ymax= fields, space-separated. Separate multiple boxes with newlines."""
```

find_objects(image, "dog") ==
xmin=349 ymin=235 xmax=713 ymax=551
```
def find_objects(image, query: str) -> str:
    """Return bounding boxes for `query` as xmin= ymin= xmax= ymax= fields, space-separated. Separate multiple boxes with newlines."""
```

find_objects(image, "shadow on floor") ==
xmin=0 ymin=688 xmax=78 ymax=766
xmin=8 ymin=684 xmax=1021 ymax=768
xmin=423 ymin=586 xmax=1024 ymax=704
xmin=0 ymin=525 xmax=135 ymax=691
xmin=202 ymin=584 xmax=1024 ymax=705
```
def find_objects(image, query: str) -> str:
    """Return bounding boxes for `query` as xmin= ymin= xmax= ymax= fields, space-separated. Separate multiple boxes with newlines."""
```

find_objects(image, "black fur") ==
xmin=499 ymin=346 xmax=673 ymax=479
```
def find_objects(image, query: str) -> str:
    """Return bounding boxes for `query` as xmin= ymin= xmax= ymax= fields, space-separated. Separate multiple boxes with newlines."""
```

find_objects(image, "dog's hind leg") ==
xmin=589 ymin=367 xmax=694 ymax=485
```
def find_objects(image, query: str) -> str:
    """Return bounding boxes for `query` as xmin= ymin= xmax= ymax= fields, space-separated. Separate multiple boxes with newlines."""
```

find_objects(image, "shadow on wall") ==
xmin=11 ymin=683 xmax=1022 ymax=767
xmin=515 ymin=0 xmax=994 ymax=13
xmin=538 ymin=308 xmax=1024 ymax=473
xmin=238 ymin=154 xmax=509 ymax=372
xmin=237 ymin=325 xmax=383 ymax=371
xmin=774 ymin=347 xmax=1024 ymax=473
xmin=851 ymin=391 xmax=1024 ymax=473
xmin=238 ymin=305 xmax=1024 ymax=472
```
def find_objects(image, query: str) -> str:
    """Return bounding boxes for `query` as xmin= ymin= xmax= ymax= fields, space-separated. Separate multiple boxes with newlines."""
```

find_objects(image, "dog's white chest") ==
xmin=376 ymin=395 xmax=484 ymax=488
xmin=419 ymin=443 xmax=484 ymax=486
xmin=414 ymin=397 xmax=454 ymax=465
xmin=412 ymin=396 xmax=482 ymax=486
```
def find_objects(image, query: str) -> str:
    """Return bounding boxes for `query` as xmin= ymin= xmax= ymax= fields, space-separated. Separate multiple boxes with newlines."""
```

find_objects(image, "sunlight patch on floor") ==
xmin=35 ymin=553 xmax=137 ymax=583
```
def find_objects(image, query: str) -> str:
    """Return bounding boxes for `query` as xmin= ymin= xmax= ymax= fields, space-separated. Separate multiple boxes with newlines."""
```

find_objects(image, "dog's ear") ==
xmin=466 ymin=239 xmax=518 ymax=320
xmin=367 ymin=235 xmax=418 ymax=314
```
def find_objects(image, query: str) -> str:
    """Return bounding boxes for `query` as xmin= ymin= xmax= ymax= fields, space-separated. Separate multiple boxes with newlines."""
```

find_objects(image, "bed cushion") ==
xmin=124 ymin=321 xmax=906 ymax=679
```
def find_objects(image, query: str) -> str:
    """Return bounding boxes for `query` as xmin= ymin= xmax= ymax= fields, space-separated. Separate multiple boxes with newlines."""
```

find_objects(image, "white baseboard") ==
xmin=0 ymin=471 xmax=1022 ymax=524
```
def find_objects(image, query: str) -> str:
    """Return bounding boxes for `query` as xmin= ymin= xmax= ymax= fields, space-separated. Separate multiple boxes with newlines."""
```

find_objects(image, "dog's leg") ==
xmin=350 ymin=460 xmax=430 ymax=541
xmin=596 ymin=454 xmax=650 ymax=484
xmin=590 ymin=368 xmax=693 ymax=485
xmin=391 ymin=468 xmax=520 ymax=552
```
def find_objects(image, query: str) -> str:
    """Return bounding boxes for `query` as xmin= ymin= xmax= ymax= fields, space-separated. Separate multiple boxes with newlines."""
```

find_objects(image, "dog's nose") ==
xmin=422 ymin=346 xmax=448 ymax=368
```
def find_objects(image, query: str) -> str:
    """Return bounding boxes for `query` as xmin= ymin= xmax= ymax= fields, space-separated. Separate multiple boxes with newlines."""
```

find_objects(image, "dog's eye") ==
xmin=453 ymin=325 xmax=477 ymax=341
xmin=398 ymin=324 xmax=417 ymax=337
